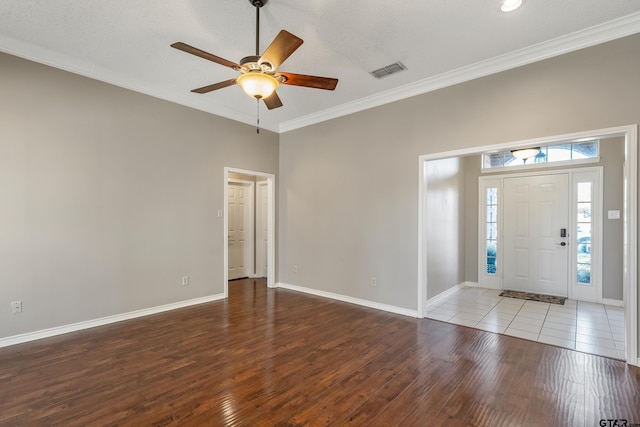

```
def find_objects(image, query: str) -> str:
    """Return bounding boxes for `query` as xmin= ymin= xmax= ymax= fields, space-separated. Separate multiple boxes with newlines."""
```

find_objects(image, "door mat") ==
xmin=499 ymin=290 xmax=567 ymax=305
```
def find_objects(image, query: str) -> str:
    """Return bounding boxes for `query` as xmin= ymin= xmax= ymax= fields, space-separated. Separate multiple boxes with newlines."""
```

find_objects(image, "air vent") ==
xmin=369 ymin=62 xmax=407 ymax=79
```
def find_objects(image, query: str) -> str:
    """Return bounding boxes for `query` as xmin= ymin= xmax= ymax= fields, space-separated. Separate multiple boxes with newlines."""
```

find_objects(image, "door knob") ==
xmin=556 ymin=242 xmax=567 ymax=246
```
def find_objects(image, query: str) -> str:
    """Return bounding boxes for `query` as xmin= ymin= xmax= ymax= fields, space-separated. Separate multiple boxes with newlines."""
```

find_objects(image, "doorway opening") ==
xmin=417 ymin=125 xmax=638 ymax=366
xmin=224 ymin=167 xmax=275 ymax=298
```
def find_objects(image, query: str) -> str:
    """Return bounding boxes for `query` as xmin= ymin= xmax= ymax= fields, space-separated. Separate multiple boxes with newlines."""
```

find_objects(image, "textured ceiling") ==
xmin=1 ymin=1 xmax=640 ymax=132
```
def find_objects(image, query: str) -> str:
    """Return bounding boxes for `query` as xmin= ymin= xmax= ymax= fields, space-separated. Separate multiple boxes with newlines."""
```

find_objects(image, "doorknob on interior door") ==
xmin=556 ymin=242 xmax=567 ymax=246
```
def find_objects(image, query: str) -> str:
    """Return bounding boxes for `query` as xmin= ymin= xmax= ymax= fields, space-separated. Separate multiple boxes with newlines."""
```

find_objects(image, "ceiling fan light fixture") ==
xmin=237 ymin=72 xmax=279 ymax=99
xmin=500 ymin=0 xmax=524 ymax=12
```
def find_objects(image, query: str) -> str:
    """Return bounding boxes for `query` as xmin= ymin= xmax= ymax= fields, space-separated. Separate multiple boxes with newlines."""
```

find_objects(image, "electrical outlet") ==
xmin=293 ymin=265 xmax=298 ymax=273
xmin=371 ymin=277 xmax=377 ymax=287
xmin=182 ymin=276 xmax=189 ymax=286
xmin=11 ymin=301 xmax=22 ymax=314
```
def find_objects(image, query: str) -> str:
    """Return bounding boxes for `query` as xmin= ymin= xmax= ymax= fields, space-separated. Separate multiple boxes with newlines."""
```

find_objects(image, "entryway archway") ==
xmin=417 ymin=125 xmax=638 ymax=365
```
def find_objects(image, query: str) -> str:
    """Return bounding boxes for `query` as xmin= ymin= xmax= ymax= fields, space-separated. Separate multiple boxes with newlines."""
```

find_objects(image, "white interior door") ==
xmin=228 ymin=181 xmax=253 ymax=280
xmin=503 ymin=174 xmax=569 ymax=296
xmin=255 ymin=181 xmax=269 ymax=278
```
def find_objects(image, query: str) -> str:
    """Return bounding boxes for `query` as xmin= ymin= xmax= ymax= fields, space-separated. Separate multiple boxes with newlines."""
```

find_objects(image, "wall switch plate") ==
xmin=217 ymin=209 xmax=223 ymax=218
xmin=608 ymin=210 xmax=621 ymax=220
xmin=11 ymin=301 xmax=22 ymax=314
xmin=371 ymin=277 xmax=377 ymax=287
xmin=182 ymin=276 xmax=189 ymax=286
xmin=293 ymin=265 xmax=298 ymax=273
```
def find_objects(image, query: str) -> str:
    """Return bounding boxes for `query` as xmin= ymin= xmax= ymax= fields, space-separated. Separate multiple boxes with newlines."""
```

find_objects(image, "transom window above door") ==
xmin=482 ymin=140 xmax=599 ymax=170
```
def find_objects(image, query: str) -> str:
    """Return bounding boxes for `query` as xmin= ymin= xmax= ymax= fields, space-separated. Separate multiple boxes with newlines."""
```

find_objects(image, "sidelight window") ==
xmin=576 ymin=182 xmax=592 ymax=284
xmin=486 ymin=187 xmax=498 ymax=274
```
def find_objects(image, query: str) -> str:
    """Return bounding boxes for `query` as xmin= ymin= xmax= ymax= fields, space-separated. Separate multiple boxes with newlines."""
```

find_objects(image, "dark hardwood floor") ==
xmin=1 ymin=278 xmax=639 ymax=426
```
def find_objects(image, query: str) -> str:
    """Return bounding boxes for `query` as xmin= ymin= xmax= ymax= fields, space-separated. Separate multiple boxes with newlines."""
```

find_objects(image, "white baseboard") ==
xmin=602 ymin=298 xmax=623 ymax=307
xmin=462 ymin=281 xmax=479 ymax=288
xmin=0 ymin=293 xmax=225 ymax=349
xmin=425 ymin=283 xmax=467 ymax=310
xmin=276 ymin=282 xmax=418 ymax=318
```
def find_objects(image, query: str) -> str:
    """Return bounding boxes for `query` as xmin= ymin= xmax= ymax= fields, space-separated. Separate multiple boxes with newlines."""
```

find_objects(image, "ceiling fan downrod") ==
xmin=250 ymin=0 xmax=266 ymax=56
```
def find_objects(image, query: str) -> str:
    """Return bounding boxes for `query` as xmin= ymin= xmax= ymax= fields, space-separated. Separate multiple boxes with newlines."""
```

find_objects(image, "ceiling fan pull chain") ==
xmin=256 ymin=99 xmax=260 ymax=134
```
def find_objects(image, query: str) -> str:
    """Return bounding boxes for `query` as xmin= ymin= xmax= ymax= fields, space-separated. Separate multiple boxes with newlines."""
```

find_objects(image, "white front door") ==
xmin=503 ymin=174 xmax=569 ymax=296
xmin=228 ymin=182 xmax=253 ymax=280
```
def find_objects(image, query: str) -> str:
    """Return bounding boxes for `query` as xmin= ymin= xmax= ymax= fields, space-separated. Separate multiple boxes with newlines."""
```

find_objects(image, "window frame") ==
xmin=482 ymin=141 xmax=600 ymax=173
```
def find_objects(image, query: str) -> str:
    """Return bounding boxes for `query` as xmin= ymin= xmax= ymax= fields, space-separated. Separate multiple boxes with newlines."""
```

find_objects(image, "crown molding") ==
xmin=2 ymin=11 xmax=639 ymax=135
xmin=279 ymin=11 xmax=640 ymax=133
xmin=0 ymin=34 xmax=280 ymax=133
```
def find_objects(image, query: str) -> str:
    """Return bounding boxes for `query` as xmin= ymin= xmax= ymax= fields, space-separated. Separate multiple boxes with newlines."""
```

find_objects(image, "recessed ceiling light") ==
xmin=500 ymin=0 xmax=524 ymax=13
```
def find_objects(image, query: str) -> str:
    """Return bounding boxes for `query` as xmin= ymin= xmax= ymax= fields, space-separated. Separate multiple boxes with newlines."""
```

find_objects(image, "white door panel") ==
xmin=503 ymin=174 xmax=569 ymax=296
xmin=228 ymin=182 xmax=252 ymax=280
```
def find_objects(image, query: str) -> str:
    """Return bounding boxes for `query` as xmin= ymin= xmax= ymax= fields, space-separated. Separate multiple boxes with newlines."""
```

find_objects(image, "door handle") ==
xmin=556 ymin=242 xmax=567 ymax=246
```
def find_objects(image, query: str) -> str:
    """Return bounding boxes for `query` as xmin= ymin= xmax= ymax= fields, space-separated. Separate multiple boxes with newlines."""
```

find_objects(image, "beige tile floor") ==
xmin=425 ymin=286 xmax=626 ymax=360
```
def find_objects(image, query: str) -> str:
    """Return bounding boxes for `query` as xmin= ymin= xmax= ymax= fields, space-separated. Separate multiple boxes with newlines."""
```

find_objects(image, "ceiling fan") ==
xmin=171 ymin=0 xmax=338 ymax=111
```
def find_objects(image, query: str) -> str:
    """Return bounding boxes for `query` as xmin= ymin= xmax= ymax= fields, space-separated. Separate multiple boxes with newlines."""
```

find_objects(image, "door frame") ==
xmin=224 ymin=167 xmax=276 ymax=297
xmin=478 ymin=167 xmax=603 ymax=302
xmin=417 ymin=124 xmax=638 ymax=366
xmin=227 ymin=178 xmax=255 ymax=281
xmin=255 ymin=180 xmax=269 ymax=278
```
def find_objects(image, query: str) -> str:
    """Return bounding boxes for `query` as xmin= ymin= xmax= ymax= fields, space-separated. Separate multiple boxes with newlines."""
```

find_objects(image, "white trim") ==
xmin=277 ymin=282 xmax=419 ymax=318
xmin=0 ymin=294 xmax=225 ymax=349
xmin=425 ymin=283 xmax=467 ymax=310
xmin=418 ymin=125 xmax=638 ymax=366
xmin=420 ymin=126 xmax=633 ymax=161
xmin=224 ymin=168 xmax=276 ymax=297
xmin=255 ymin=181 xmax=269 ymax=279
xmin=602 ymin=298 xmax=624 ymax=307
xmin=417 ymin=158 xmax=426 ymax=317
xmin=463 ymin=281 xmax=479 ymax=288
xmin=480 ymin=165 xmax=603 ymax=180
xmin=2 ymin=11 xmax=637 ymax=134
xmin=624 ymin=126 xmax=638 ymax=366
xmin=279 ymin=13 xmax=640 ymax=133
xmin=481 ymin=156 xmax=600 ymax=174
xmin=0 ymin=34 xmax=278 ymax=133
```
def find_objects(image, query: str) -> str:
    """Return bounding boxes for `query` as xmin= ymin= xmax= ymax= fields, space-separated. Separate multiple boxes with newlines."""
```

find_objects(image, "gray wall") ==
xmin=2 ymin=31 xmax=639 ymax=354
xmin=464 ymin=156 xmax=481 ymax=284
xmin=425 ymin=158 xmax=466 ymax=298
xmin=0 ymin=52 xmax=279 ymax=339
xmin=460 ymin=136 xmax=624 ymax=300
xmin=278 ymin=33 xmax=640 ymax=318
xmin=602 ymin=137 xmax=625 ymax=300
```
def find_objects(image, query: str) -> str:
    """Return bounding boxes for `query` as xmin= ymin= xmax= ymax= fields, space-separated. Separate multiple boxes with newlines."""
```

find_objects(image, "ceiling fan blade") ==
xmin=171 ymin=42 xmax=240 ymax=70
xmin=259 ymin=30 xmax=303 ymax=70
xmin=278 ymin=72 xmax=338 ymax=91
xmin=263 ymin=91 xmax=283 ymax=110
xmin=191 ymin=78 xmax=237 ymax=94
